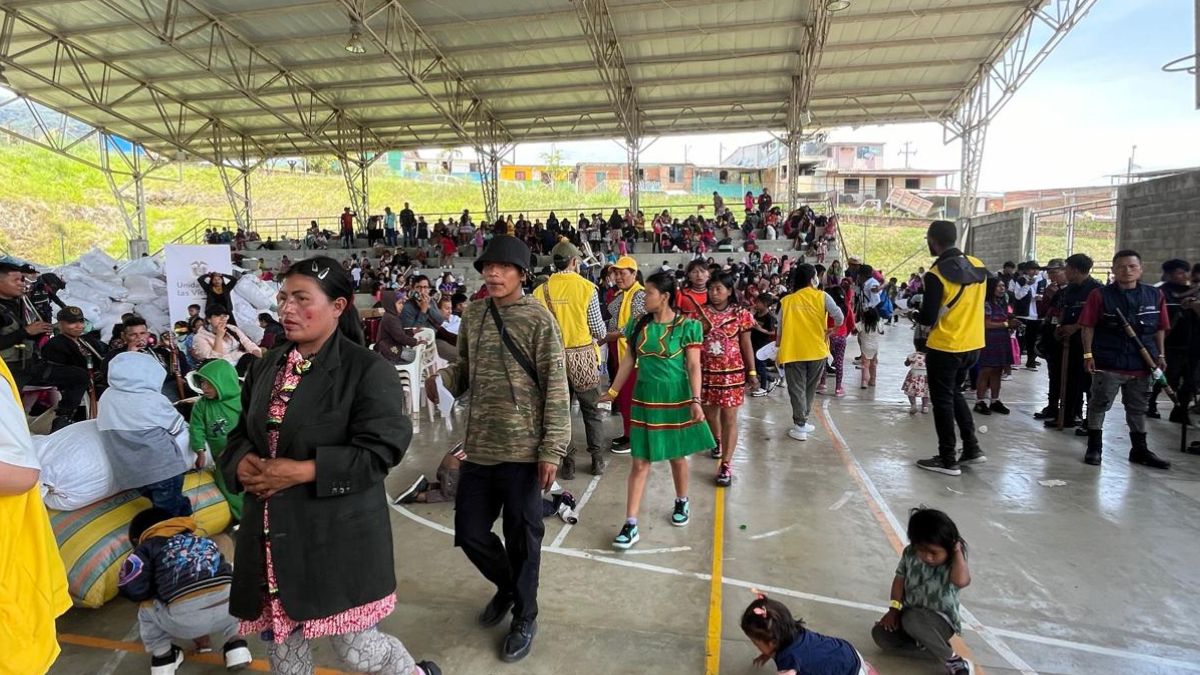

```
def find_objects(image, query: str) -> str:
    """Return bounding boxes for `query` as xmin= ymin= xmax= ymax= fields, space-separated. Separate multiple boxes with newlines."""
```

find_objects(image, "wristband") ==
xmin=607 ymin=388 xmax=619 ymax=398
xmin=1083 ymin=353 xmax=1093 ymax=359
xmin=889 ymin=600 xmax=903 ymax=611
xmin=691 ymin=397 xmax=702 ymax=404
xmin=748 ymin=370 xmax=758 ymax=376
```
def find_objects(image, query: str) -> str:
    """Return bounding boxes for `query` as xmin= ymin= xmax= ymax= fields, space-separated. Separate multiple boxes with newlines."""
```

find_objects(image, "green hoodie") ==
xmin=188 ymin=359 xmax=242 ymax=456
xmin=188 ymin=358 xmax=243 ymax=520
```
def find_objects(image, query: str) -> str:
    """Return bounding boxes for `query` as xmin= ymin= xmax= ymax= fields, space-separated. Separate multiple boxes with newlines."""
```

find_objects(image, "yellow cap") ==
xmin=613 ymin=256 xmax=639 ymax=271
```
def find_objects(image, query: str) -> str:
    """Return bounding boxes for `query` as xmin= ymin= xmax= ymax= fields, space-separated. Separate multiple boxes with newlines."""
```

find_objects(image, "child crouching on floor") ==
xmin=742 ymin=591 xmax=877 ymax=675
xmin=118 ymin=507 xmax=252 ymax=674
xmin=872 ymin=508 xmax=973 ymax=675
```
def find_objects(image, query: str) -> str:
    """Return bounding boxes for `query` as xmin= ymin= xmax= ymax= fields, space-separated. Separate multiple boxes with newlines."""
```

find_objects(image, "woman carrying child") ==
xmin=697 ymin=271 xmax=758 ymax=487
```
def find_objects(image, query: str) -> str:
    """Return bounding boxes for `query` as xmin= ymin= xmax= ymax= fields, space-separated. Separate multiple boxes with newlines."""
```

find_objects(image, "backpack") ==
xmin=878 ymin=291 xmax=894 ymax=320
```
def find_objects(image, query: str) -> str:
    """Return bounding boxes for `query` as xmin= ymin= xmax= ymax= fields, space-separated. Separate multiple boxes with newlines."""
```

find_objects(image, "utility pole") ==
xmin=899 ymin=141 xmax=917 ymax=169
xmin=1126 ymin=144 xmax=1137 ymax=184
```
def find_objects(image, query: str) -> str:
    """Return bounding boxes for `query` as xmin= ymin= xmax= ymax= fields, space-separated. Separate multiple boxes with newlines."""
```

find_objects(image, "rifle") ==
xmin=78 ymin=338 xmax=103 ymax=418
xmin=1112 ymin=307 xmax=1183 ymax=453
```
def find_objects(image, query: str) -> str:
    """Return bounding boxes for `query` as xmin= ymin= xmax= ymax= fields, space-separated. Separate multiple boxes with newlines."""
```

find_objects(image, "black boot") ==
xmin=1146 ymin=401 xmax=1161 ymax=419
xmin=589 ymin=450 xmax=608 ymax=476
xmin=1128 ymin=432 xmax=1171 ymax=470
xmin=1084 ymin=429 xmax=1102 ymax=465
xmin=560 ymin=447 xmax=576 ymax=481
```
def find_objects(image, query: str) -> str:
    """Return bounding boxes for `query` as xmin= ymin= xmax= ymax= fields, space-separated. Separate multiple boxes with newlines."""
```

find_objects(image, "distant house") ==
xmin=500 ymin=164 xmax=574 ymax=183
xmin=574 ymin=162 xmax=696 ymax=195
xmin=720 ymin=139 xmax=956 ymax=209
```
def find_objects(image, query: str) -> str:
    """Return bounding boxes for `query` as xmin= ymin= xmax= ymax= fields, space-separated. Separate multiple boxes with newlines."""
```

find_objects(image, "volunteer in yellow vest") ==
xmin=0 ymin=358 xmax=72 ymax=674
xmin=776 ymin=263 xmax=844 ymax=442
xmin=915 ymin=220 xmax=989 ymax=476
xmin=537 ymin=238 xmax=610 ymax=477
xmin=604 ymin=256 xmax=645 ymax=453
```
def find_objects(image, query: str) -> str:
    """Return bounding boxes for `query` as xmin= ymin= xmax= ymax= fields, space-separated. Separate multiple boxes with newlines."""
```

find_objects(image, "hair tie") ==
xmin=752 ymin=606 xmax=768 ymax=617
xmin=750 ymin=587 xmax=767 ymax=601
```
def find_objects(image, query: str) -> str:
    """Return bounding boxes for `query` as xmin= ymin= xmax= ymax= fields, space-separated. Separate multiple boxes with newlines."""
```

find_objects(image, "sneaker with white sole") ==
xmin=612 ymin=522 xmax=640 ymax=549
xmin=788 ymin=425 xmax=808 ymax=441
xmin=223 ymin=639 xmax=252 ymax=671
xmin=802 ymin=422 xmax=815 ymax=433
xmin=150 ymin=646 xmax=184 ymax=675
xmin=394 ymin=475 xmax=428 ymax=504
xmin=916 ymin=456 xmax=962 ymax=476
xmin=671 ymin=499 xmax=690 ymax=526
xmin=945 ymin=655 xmax=974 ymax=675
xmin=750 ymin=388 xmax=769 ymax=397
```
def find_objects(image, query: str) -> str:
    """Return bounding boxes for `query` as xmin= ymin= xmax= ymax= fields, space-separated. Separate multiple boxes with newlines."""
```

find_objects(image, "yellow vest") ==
xmin=927 ymin=254 xmax=987 ymax=353
xmin=778 ymin=287 xmax=831 ymax=364
xmin=615 ymin=283 xmax=645 ymax=362
xmin=0 ymin=359 xmax=72 ymax=674
xmin=537 ymin=272 xmax=600 ymax=362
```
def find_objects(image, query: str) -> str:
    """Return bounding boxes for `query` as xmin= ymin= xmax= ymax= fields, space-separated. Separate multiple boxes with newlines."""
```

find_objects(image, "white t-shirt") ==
xmin=443 ymin=314 xmax=462 ymax=336
xmin=862 ymin=277 xmax=882 ymax=308
xmin=351 ymin=267 xmax=363 ymax=283
xmin=0 ymin=386 xmax=38 ymax=470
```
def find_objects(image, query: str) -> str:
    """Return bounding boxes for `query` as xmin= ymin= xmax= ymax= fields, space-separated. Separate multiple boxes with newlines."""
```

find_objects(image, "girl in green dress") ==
xmin=601 ymin=271 xmax=715 ymax=549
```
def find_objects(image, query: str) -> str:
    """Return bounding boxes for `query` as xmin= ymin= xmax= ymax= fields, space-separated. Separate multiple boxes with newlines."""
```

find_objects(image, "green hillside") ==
xmin=0 ymin=141 xmax=1117 ymax=277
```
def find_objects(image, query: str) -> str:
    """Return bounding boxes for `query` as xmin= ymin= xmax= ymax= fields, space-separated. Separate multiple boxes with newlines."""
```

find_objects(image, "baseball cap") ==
xmin=613 ymin=256 xmax=638 ymax=271
xmin=847 ymin=255 xmax=862 ymax=264
xmin=0 ymin=260 xmax=37 ymax=274
xmin=57 ymin=306 xmax=86 ymax=322
xmin=1045 ymin=258 xmax=1066 ymax=270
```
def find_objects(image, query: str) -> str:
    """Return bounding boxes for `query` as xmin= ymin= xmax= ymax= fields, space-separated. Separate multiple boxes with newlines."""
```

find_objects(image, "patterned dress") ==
xmin=901 ymin=352 xmax=929 ymax=398
xmin=697 ymin=304 xmax=755 ymax=408
xmin=625 ymin=317 xmax=716 ymax=462
xmin=979 ymin=302 xmax=1014 ymax=368
xmin=240 ymin=348 xmax=395 ymax=644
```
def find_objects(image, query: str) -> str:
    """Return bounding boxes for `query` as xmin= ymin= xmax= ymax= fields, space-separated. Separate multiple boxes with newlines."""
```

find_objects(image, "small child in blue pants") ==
xmin=118 ymin=507 xmax=252 ymax=674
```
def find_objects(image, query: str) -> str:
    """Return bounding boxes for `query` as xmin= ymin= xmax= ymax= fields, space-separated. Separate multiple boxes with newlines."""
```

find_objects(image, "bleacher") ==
xmin=238 ymin=227 xmax=841 ymax=286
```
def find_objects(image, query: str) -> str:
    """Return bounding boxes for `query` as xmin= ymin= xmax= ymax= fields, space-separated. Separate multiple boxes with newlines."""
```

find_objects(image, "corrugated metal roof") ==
xmin=0 ymin=0 xmax=1046 ymax=161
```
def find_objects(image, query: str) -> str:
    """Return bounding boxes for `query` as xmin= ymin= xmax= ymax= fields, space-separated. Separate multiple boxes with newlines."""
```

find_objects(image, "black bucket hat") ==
xmin=474 ymin=235 xmax=531 ymax=273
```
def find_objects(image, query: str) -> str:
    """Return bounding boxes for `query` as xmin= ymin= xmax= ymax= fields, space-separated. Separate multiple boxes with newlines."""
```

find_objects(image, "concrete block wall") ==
xmin=1117 ymin=170 xmax=1200 ymax=272
xmin=964 ymin=208 xmax=1030 ymax=272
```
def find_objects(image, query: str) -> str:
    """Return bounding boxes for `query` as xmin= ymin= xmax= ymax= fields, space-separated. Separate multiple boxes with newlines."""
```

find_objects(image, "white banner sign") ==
xmin=164 ymin=245 xmax=233 ymax=324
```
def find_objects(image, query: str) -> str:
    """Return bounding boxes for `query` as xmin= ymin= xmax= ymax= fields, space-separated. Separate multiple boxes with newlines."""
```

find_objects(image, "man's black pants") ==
xmin=9 ymin=359 xmax=89 ymax=418
xmin=925 ymin=348 xmax=980 ymax=462
xmin=1062 ymin=335 xmax=1090 ymax=424
xmin=454 ymin=461 xmax=544 ymax=622
xmin=1044 ymin=329 xmax=1063 ymax=413
xmin=1020 ymin=318 xmax=1042 ymax=367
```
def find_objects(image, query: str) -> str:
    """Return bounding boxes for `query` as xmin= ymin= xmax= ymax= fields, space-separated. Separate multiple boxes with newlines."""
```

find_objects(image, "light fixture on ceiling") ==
xmin=345 ymin=19 xmax=366 ymax=54
xmin=825 ymin=0 xmax=851 ymax=11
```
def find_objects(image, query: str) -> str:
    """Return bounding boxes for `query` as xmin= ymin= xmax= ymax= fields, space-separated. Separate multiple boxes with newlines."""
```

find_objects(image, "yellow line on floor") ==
xmin=57 ymin=633 xmax=349 ymax=674
xmin=704 ymin=486 xmax=727 ymax=675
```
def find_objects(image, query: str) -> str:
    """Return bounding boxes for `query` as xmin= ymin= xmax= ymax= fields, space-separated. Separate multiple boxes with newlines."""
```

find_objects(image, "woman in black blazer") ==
xmin=220 ymin=256 xmax=440 ymax=675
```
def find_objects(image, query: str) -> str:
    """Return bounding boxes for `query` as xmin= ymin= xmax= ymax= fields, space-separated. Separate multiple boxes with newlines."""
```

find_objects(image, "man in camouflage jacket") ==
xmin=428 ymin=235 xmax=570 ymax=663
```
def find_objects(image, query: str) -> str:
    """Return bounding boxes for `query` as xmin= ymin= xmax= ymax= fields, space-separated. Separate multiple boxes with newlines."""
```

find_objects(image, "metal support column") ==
xmin=474 ymin=116 xmax=511 ymax=222
xmin=627 ymin=137 xmax=640 ymax=217
xmin=958 ymin=120 xmax=987 ymax=219
xmin=343 ymin=153 xmax=378 ymax=227
xmin=785 ymin=75 xmax=803 ymax=212
xmin=213 ymin=128 xmax=259 ymax=232
xmin=99 ymin=133 xmax=168 ymax=259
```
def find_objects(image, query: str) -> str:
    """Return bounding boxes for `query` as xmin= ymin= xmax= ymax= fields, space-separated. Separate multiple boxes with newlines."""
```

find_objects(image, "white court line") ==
xmin=828 ymin=490 xmax=855 ymax=511
xmin=550 ymin=473 xmax=602 ymax=549
xmin=582 ymin=546 xmax=693 ymax=556
xmin=96 ymin=623 xmax=141 ymax=675
xmin=387 ymin=478 xmax=1200 ymax=671
xmin=748 ymin=524 xmax=798 ymax=540
xmin=821 ymin=399 xmax=1040 ymax=675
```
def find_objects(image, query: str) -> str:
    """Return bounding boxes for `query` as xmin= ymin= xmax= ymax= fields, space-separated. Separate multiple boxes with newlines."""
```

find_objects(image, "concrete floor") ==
xmin=51 ymin=325 xmax=1200 ymax=674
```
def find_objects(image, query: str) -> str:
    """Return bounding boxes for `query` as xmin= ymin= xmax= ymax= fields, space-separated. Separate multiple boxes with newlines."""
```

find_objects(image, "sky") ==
xmin=508 ymin=0 xmax=1199 ymax=193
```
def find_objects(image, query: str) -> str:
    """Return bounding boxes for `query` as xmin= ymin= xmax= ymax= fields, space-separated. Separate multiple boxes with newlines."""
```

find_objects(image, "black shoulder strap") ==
xmin=488 ymin=299 xmax=541 ymax=389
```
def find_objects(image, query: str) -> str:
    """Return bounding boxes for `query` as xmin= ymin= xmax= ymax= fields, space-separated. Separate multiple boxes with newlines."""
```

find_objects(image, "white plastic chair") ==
xmin=395 ymin=342 xmax=426 ymax=416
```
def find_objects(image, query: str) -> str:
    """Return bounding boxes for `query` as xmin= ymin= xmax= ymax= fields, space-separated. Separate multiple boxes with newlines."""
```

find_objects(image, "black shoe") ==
xmin=1075 ymin=426 xmax=1089 ymax=437
xmin=394 ymin=475 xmax=428 ymax=505
xmin=973 ymin=401 xmax=991 ymax=415
xmin=915 ymin=456 xmax=962 ymax=476
xmin=417 ymin=660 xmax=442 ymax=675
xmin=501 ymin=618 xmax=538 ymax=663
xmin=1129 ymin=449 xmax=1171 ymax=470
xmin=477 ymin=591 xmax=514 ymax=627
xmin=560 ymin=454 xmax=576 ymax=481
xmin=150 ymin=645 xmax=184 ymax=675
xmin=958 ymin=447 xmax=987 ymax=465
xmin=222 ymin=639 xmax=252 ymax=671
xmin=610 ymin=436 xmax=631 ymax=454
xmin=1033 ymin=406 xmax=1057 ymax=420
xmin=590 ymin=452 xmax=608 ymax=476
xmin=1146 ymin=405 xmax=1161 ymax=419
xmin=990 ymin=400 xmax=1010 ymax=415
xmin=1168 ymin=406 xmax=1191 ymax=425
xmin=1084 ymin=429 xmax=1102 ymax=465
